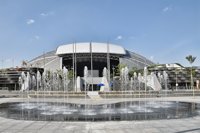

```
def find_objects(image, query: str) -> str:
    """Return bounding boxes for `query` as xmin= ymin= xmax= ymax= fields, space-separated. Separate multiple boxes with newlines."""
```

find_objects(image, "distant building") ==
xmin=148 ymin=63 xmax=200 ymax=90
xmin=0 ymin=67 xmax=43 ymax=90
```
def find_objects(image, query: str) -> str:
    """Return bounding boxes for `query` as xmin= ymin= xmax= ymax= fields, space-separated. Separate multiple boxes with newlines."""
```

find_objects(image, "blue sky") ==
xmin=0 ymin=0 xmax=199 ymax=68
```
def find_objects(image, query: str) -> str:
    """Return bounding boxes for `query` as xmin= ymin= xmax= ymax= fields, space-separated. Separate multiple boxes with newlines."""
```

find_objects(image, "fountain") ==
xmin=0 ymin=101 xmax=199 ymax=121
xmin=1 ymin=66 xmax=200 ymax=122
xmin=100 ymin=67 xmax=109 ymax=92
xmin=63 ymin=67 xmax=68 ymax=104
xmin=163 ymin=71 xmax=169 ymax=90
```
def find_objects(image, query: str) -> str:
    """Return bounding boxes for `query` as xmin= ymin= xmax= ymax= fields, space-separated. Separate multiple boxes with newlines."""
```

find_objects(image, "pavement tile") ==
xmin=17 ymin=130 xmax=37 ymax=133
xmin=158 ymin=128 xmax=177 ymax=133
xmin=105 ymin=129 xmax=128 ymax=133
xmin=9 ymin=121 xmax=34 ymax=130
xmin=54 ymin=129 xmax=75 ymax=133
xmin=0 ymin=122 xmax=20 ymax=132
xmin=91 ymin=129 xmax=107 ymax=133
xmin=142 ymin=128 xmax=160 ymax=133
xmin=37 ymin=129 xmax=63 ymax=133
xmin=74 ymin=129 xmax=91 ymax=133
xmin=23 ymin=122 xmax=46 ymax=130
xmin=1 ymin=130 xmax=21 ymax=133
xmin=90 ymin=123 xmax=105 ymax=130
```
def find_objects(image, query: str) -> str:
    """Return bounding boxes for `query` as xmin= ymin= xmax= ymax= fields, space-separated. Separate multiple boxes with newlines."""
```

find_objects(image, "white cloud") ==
xmin=35 ymin=35 xmax=40 ymax=40
xmin=150 ymin=56 xmax=154 ymax=61
xmin=115 ymin=35 xmax=123 ymax=40
xmin=40 ymin=11 xmax=55 ymax=17
xmin=40 ymin=13 xmax=48 ymax=16
xmin=26 ymin=19 xmax=35 ymax=25
xmin=162 ymin=6 xmax=172 ymax=12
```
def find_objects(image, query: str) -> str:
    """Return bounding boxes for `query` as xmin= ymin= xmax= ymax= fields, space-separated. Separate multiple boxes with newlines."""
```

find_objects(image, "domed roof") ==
xmin=56 ymin=42 xmax=126 ymax=55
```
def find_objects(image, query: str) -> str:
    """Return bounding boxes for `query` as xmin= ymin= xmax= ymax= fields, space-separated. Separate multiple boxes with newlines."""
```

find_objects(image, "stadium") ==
xmin=24 ymin=42 xmax=154 ymax=91
xmin=28 ymin=42 xmax=154 ymax=73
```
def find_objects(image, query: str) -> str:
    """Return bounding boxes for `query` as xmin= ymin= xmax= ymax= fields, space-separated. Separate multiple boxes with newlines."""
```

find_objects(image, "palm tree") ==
xmin=185 ymin=55 xmax=196 ymax=96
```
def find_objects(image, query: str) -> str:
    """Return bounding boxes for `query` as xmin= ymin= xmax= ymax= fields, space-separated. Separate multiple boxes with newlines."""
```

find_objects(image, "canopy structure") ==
xmin=56 ymin=42 xmax=126 ymax=55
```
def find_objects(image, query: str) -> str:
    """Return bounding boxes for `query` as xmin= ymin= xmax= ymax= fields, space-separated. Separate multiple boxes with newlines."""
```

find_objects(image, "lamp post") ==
xmin=71 ymin=67 xmax=74 ymax=92
xmin=175 ymin=70 xmax=178 ymax=91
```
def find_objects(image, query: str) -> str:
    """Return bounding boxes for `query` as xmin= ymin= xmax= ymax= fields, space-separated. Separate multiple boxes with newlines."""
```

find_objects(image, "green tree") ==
xmin=114 ymin=64 xmax=126 ymax=76
xmin=128 ymin=67 xmax=138 ymax=77
xmin=67 ymin=69 xmax=74 ymax=80
xmin=185 ymin=55 xmax=196 ymax=92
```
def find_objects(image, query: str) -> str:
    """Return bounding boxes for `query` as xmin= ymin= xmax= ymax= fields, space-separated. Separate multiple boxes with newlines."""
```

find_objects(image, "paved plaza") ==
xmin=0 ymin=97 xmax=200 ymax=133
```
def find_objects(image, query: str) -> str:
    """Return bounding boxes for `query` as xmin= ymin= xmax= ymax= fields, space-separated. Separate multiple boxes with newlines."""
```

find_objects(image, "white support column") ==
xmin=107 ymin=42 xmax=110 ymax=91
xmin=60 ymin=57 xmax=63 ymax=70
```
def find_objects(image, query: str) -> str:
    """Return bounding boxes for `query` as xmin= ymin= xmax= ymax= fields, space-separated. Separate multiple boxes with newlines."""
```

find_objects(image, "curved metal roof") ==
xmin=28 ymin=42 xmax=155 ymax=70
xmin=56 ymin=42 xmax=126 ymax=55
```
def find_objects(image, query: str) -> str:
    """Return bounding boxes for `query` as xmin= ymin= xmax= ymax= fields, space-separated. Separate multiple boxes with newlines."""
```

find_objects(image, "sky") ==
xmin=0 ymin=0 xmax=199 ymax=68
